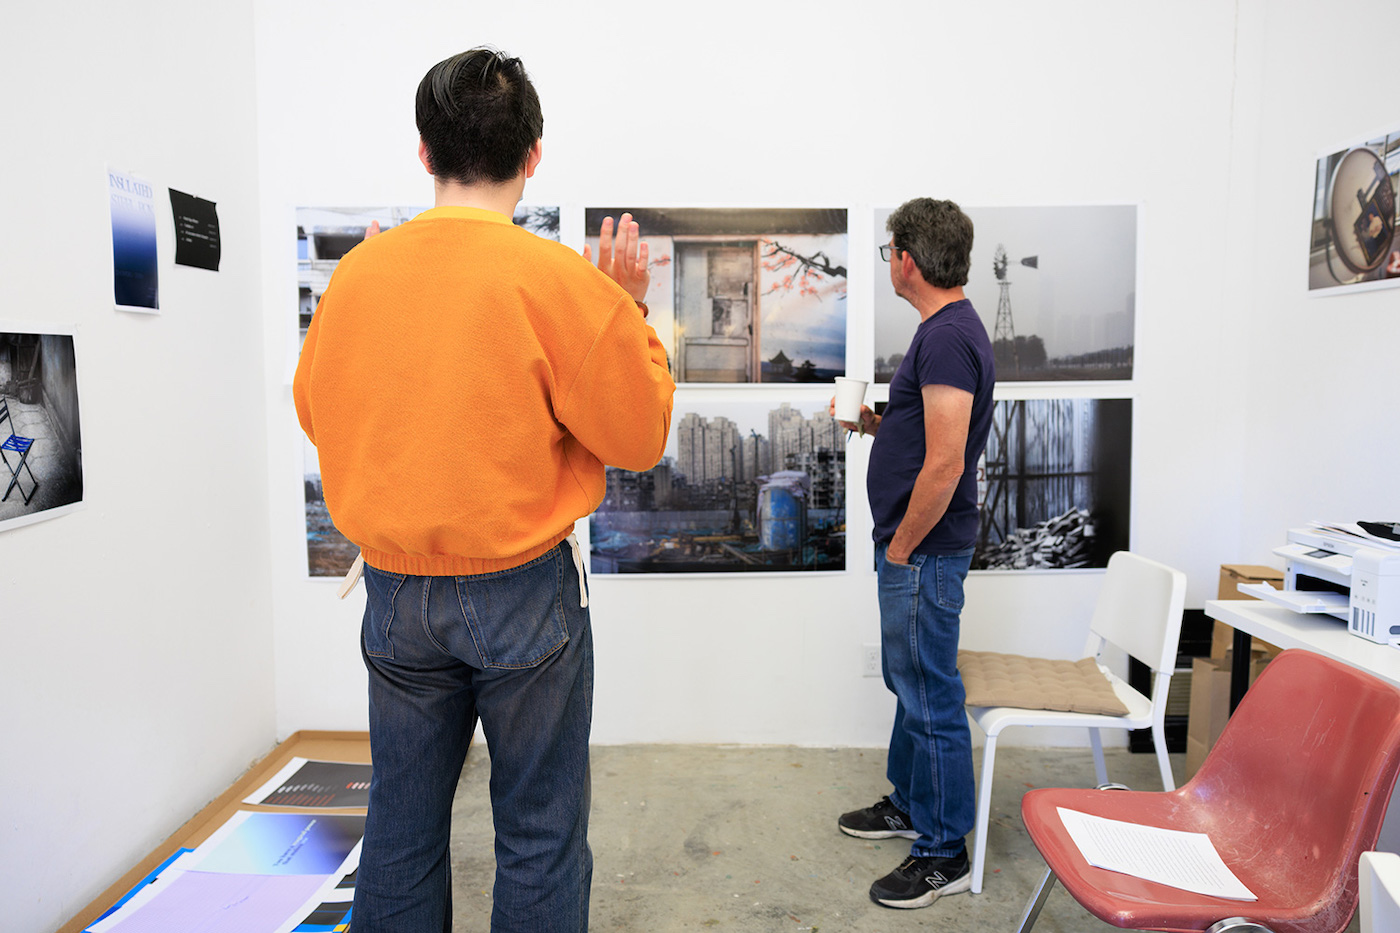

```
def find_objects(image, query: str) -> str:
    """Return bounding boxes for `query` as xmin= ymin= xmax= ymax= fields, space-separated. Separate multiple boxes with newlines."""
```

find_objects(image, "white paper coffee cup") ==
xmin=833 ymin=377 xmax=869 ymax=422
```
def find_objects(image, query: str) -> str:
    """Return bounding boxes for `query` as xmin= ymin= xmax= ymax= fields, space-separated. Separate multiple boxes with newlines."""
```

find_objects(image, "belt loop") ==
xmin=565 ymin=533 xmax=588 ymax=608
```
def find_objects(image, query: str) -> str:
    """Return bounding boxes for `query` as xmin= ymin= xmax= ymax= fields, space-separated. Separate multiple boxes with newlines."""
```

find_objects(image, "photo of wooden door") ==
xmin=674 ymin=241 xmax=759 ymax=382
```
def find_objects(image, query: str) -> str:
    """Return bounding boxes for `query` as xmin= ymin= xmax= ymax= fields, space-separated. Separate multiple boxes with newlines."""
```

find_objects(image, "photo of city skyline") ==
xmin=590 ymin=399 xmax=846 ymax=573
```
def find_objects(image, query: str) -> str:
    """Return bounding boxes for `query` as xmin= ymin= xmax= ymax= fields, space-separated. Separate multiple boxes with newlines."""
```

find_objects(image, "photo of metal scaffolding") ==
xmin=974 ymin=397 xmax=1131 ymax=571
xmin=590 ymin=400 xmax=845 ymax=573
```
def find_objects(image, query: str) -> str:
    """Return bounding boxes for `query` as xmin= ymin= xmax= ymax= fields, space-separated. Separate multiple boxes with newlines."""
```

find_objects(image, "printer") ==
xmin=1242 ymin=523 xmax=1400 ymax=644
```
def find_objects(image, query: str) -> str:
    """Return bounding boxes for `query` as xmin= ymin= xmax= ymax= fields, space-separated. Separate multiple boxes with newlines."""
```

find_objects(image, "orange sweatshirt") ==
xmin=293 ymin=206 xmax=674 ymax=576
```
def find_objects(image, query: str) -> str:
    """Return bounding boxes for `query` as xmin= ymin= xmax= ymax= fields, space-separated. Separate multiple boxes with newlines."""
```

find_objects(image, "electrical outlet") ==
xmin=863 ymin=644 xmax=881 ymax=677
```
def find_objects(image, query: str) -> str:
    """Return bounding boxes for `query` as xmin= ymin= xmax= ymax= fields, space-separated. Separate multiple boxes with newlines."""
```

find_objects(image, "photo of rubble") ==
xmin=584 ymin=208 xmax=847 ymax=384
xmin=296 ymin=205 xmax=560 ymax=578
xmin=0 ymin=332 xmax=83 ymax=533
xmin=1309 ymin=129 xmax=1400 ymax=292
xmin=974 ymin=397 xmax=1130 ymax=571
xmin=874 ymin=205 xmax=1136 ymax=383
xmin=590 ymin=399 xmax=845 ymax=573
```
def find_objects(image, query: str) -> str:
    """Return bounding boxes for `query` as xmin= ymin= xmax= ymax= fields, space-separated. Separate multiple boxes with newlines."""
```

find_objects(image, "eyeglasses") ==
xmin=879 ymin=244 xmax=903 ymax=262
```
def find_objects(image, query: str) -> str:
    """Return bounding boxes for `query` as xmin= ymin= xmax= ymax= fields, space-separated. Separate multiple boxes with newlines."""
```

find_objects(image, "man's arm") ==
xmin=885 ymin=383 xmax=972 ymax=564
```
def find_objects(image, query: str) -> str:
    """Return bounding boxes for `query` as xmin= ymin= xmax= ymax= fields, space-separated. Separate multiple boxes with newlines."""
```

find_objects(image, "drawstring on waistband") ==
xmin=565 ymin=533 xmax=589 ymax=608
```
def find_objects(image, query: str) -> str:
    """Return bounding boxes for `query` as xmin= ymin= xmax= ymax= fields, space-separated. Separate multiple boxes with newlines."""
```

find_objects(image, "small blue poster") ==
xmin=109 ymin=168 xmax=159 ymax=312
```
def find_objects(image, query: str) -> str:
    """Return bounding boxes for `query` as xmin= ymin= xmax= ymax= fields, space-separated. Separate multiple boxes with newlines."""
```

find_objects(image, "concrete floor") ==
xmin=446 ymin=744 xmax=1363 ymax=932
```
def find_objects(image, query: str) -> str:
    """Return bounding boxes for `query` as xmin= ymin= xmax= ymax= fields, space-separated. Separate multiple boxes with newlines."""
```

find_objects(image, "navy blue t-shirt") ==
xmin=868 ymin=299 xmax=995 ymax=554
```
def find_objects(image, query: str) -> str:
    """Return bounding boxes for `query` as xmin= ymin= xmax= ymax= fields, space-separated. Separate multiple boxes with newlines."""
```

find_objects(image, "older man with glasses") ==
xmin=832 ymin=198 xmax=995 ymax=910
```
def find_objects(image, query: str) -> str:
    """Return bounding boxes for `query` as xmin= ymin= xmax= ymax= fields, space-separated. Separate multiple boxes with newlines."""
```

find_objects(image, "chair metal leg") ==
xmin=1015 ymin=867 xmax=1057 ymax=933
xmin=1089 ymin=727 xmax=1109 ymax=785
xmin=971 ymin=731 xmax=999 ymax=894
xmin=1153 ymin=721 xmax=1177 ymax=791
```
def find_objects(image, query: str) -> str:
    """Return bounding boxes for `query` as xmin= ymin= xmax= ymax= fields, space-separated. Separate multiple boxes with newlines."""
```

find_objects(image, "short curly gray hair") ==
xmin=886 ymin=198 xmax=974 ymax=288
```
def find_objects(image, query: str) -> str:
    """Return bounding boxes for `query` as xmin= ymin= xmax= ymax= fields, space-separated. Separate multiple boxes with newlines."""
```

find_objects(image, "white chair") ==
xmin=966 ymin=550 xmax=1187 ymax=894
xmin=1361 ymin=851 xmax=1400 ymax=933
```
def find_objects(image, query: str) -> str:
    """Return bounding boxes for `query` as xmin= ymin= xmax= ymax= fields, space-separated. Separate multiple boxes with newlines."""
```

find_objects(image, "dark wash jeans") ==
xmin=876 ymin=542 xmax=976 ymax=859
xmin=353 ymin=542 xmax=593 ymax=933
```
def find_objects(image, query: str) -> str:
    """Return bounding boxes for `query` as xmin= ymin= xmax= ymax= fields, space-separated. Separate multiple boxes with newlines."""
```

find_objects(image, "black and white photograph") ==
xmin=585 ymin=208 xmax=847 ymax=384
xmin=874 ymin=205 xmax=1136 ymax=383
xmin=0 ymin=330 xmax=84 ymax=533
xmin=590 ymin=400 xmax=846 ymax=573
xmin=295 ymin=205 xmax=560 ymax=578
xmin=1309 ymin=129 xmax=1400 ymax=293
xmin=974 ymin=396 xmax=1131 ymax=571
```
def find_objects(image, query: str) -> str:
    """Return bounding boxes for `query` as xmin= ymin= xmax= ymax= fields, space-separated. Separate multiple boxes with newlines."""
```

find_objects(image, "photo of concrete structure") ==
xmin=591 ymin=400 xmax=845 ymax=573
xmin=0 ymin=332 xmax=83 ymax=533
xmin=874 ymin=205 xmax=1136 ymax=383
xmin=584 ymin=208 xmax=847 ymax=384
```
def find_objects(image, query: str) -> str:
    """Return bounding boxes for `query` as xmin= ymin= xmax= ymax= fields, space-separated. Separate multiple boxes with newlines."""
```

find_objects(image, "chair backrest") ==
xmin=0 ymin=397 xmax=10 ymax=433
xmin=1360 ymin=851 xmax=1400 ymax=933
xmin=1192 ymin=650 xmax=1400 ymax=919
xmin=1086 ymin=551 xmax=1187 ymax=676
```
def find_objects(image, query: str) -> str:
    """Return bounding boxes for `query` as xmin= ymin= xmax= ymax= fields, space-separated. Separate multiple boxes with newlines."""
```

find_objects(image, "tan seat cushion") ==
xmin=958 ymin=650 xmax=1130 ymax=716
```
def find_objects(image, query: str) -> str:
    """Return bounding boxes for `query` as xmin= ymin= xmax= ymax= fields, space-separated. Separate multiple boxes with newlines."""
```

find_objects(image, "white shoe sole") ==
xmin=838 ymin=824 xmax=919 ymax=840
xmin=872 ymin=871 xmax=972 ymax=909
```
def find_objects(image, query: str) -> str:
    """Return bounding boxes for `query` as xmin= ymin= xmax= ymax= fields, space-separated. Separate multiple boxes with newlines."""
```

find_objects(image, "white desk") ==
xmin=1205 ymin=599 xmax=1400 ymax=694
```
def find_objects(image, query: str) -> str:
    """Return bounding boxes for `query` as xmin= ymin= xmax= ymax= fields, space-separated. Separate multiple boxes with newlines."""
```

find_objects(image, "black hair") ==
xmin=886 ymin=198 xmax=975 ymax=288
xmin=415 ymin=48 xmax=543 ymax=185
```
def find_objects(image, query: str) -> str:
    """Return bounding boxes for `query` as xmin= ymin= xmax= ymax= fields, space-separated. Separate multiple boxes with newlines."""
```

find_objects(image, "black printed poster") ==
xmin=169 ymin=189 xmax=221 ymax=271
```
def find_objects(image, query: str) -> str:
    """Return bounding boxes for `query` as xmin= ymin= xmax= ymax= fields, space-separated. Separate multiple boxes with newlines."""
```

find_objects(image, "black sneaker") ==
xmin=837 ymin=796 xmax=918 ymax=839
xmin=868 ymin=852 xmax=971 ymax=909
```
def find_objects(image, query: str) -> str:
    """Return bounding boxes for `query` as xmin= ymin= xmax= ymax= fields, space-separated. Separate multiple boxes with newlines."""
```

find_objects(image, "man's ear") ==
xmin=418 ymin=138 xmax=434 ymax=175
xmin=524 ymin=139 xmax=543 ymax=179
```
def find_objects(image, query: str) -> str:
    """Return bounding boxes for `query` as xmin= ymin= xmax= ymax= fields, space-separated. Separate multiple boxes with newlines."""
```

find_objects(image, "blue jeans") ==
xmin=876 ymin=542 xmax=975 ymax=859
xmin=352 ymin=541 xmax=593 ymax=933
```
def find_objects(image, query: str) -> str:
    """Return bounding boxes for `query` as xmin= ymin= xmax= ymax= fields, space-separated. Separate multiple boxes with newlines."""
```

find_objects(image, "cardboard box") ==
xmin=1211 ymin=564 xmax=1286 ymax=659
xmin=1185 ymin=651 xmax=1271 ymax=779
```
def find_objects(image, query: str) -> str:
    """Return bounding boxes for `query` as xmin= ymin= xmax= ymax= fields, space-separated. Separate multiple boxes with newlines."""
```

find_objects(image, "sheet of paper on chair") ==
xmin=1056 ymin=808 xmax=1256 ymax=901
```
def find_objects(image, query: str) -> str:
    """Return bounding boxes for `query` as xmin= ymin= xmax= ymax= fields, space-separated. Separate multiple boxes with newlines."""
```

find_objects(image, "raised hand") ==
xmin=584 ymin=212 xmax=650 ymax=302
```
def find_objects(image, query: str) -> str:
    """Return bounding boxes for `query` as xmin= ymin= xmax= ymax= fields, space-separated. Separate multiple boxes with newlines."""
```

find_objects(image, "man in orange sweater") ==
xmin=294 ymin=49 xmax=674 ymax=933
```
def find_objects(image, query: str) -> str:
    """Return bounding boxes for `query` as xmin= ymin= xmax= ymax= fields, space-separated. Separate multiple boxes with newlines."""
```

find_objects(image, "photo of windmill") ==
xmin=874 ymin=205 xmax=1136 ymax=383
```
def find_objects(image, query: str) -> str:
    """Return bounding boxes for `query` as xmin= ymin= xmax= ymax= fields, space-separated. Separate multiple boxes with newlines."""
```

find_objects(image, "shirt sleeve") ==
xmin=913 ymin=321 xmax=980 ymax=395
xmin=556 ymin=295 xmax=676 ymax=472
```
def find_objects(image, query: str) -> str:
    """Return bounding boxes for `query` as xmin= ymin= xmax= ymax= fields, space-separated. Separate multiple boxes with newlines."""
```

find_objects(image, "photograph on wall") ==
xmin=590 ymin=399 xmax=845 ymax=573
xmin=974 ymin=396 xmax=1131 ymax=571
xmin=584 ymin=208 xmax=847 ymax=384
xmin=874 ymin=205 xmax=1136 ymax=383
xmin=109 ymin=168 xmax=160 ymax=312
xmin=296 ymin=204 xmax=559 ymax=578
xmin=303 ymin=435 xmax=358 ymax=578
xmin=0 ymin=331 xmax=84 ymax=534
xmin=1309 ymin=129 xmax=1400 ymax=293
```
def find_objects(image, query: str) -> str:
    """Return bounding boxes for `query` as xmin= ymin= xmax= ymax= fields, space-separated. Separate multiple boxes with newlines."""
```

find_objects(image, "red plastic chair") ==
xmin=1015 ymin=649 xmax=1400 ymax=933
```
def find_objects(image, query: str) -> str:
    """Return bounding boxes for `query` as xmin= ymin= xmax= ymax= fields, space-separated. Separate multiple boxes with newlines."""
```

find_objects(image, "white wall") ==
xmin=9 ymin=1 xmax=1396 ymax=929
xmin=255 ymin=0 xmax=1257 ymax=746
xmin=1237 ymin=0 xmax=1400 ymax=557
xmin=0 ymin=4 xmax=276 ymax=932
